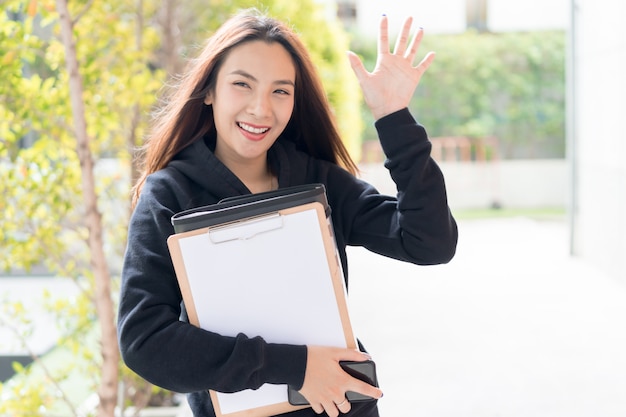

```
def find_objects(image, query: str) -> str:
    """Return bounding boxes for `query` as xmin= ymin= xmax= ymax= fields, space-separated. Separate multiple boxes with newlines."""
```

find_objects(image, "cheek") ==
xmin=278 ymin=100 xmax=295 ymax=123
xmin=212 ymin=97 xmax=237 ymax=123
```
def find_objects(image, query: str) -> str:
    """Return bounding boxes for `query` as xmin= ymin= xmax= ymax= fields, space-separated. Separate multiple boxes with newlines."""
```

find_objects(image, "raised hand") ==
xmin=347 ymin=15 xmax=435 ymax=120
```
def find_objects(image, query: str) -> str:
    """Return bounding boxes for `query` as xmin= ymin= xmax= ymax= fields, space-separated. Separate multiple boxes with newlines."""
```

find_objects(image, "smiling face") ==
xmin=205 ymin=40 xmax=296 ymax=171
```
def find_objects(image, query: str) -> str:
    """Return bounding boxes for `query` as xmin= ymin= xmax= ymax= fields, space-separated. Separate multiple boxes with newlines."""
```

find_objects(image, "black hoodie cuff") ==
xmin=263 ymin=343 xmax=307 ymax=390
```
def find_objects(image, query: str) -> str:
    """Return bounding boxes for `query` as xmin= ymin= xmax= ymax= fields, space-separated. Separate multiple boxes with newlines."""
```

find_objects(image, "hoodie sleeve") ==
xmin=331 ymin=108 xmax=458 ymax=265
xmin=117 ymin=172 xmax=307 ymax=394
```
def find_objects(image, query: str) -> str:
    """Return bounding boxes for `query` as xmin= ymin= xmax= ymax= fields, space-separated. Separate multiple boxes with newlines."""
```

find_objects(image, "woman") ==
xmin=118 ymin=9 xmax=458 ymax=417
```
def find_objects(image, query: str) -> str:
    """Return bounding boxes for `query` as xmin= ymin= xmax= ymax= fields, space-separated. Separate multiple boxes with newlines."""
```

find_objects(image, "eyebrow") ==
xmin=229 ymin=69 xmax=295 ymax=87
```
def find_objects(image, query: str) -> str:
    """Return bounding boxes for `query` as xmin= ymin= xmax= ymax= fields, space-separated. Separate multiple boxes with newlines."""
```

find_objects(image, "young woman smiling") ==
xmin=118 ymin=9 xmax=458 ymax=417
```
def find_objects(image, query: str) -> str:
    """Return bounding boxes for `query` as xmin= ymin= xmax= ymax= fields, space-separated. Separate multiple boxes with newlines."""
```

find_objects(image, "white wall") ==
xmin=350 ymin=0 xmax=566 ymax=36
xmin=359 ymin=160 xmax=568 ymax=211
xmin=570 ymin=0 xmax=626 ymax=281
xmin=355 ymin=0 xmax=467 ymax=35
xmin=488 ymin=0 xmax=570 ymax=32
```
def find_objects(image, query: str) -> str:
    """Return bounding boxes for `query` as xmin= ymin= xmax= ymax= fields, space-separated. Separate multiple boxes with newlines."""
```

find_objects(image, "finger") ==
xmin=405 ymin=26 xmax=425 ymax=63
xmin=378 ymin=15 xmax=389 ymax=55
xmin=416 ymin=51 xmax=436 ymax=74
xmin=344 ymin=350 xmax=372 ymax=362
xmin=346 ymin=51 xmax=369 ymax=83
xmin=311 ymin=402 xmax=324 ymax=414
xmin=336 ymin=397 xmax=352 ymax=414
xmin=393 ymin=16 xmax=414 ymax=55
xmin=322 ymin=400 xmax=340 ymax=417
xmin=350 ymin=378 xmax=384 ymax=400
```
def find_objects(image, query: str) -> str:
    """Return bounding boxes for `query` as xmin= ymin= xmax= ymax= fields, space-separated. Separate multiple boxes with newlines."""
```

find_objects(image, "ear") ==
xmin=204 ymin=93 xmax=213 ymax=105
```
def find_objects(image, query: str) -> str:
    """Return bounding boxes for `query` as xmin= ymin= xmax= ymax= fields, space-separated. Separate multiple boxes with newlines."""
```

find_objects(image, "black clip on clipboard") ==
xmin=171 ymin=183 xmax=330 ymax=234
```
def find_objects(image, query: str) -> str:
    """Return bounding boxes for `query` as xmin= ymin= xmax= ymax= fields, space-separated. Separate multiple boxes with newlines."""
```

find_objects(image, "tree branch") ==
xmin=55 ymin=1 xmax=119 ymax=416
xmin=0 ymin=312 xmax=79 ymax=417
xmin=71 ymin=0 xmax=95 ymax=26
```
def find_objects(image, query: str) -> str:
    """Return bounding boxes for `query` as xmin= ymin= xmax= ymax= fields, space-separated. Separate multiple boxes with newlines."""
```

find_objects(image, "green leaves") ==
xmin=1 ymin=1 xmax=159 ymax=413
xmin=418 ymin=30 xmax=566 ymax=158
xmin=0 ymin=0 xmax=162 ymax=273
xmin=1 ymin=137 xmax=80 ymax=272
xmin=1 ymin=1 xmax=363 ymax=414
xmin=354 ymin=30 xmax=566 ymax=159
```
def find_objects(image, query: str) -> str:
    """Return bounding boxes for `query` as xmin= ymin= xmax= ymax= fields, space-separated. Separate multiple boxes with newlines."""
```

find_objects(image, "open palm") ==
xmin=348 ymin=16 xmax=435 ymax=120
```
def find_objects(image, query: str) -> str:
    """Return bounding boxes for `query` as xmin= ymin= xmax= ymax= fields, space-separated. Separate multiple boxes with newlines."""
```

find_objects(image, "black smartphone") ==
xmin=287 ymin=360 xmax=379 ymax=406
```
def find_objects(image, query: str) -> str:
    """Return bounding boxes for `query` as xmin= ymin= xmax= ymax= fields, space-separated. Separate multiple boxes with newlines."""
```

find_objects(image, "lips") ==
xmin=238 ymin=122 xmax=270 ymax=141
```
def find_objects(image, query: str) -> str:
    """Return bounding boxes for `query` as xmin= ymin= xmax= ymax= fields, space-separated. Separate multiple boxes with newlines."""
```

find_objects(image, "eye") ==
xmin=274 ymin=88 xmax=291 ymax=95
xmin=233 ymin=81 xmax=250 ymax=88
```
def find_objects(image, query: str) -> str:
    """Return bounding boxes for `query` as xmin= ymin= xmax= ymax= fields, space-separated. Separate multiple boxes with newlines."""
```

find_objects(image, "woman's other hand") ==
xmin=297 ymin=346 xmax=383 ymax=417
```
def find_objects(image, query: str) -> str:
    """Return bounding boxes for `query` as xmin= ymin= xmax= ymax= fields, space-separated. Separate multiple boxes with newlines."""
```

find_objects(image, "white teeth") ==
xmin=238 ymin=122 xmax=269 ymax=134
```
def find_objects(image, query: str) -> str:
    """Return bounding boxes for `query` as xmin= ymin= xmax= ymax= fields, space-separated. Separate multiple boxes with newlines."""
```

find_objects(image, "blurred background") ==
xmin=1 ymin=0 xmax=624 ymax=416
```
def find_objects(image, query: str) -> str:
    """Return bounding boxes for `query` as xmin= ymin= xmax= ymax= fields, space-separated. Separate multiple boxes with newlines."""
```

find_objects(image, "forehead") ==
xmin=219 ymin=40 xmax=296 ymax=81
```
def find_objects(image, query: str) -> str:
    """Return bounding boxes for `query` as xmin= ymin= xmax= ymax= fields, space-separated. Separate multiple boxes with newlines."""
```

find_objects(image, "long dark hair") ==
xmin=132 ymin=9 xmax=357 ymax=207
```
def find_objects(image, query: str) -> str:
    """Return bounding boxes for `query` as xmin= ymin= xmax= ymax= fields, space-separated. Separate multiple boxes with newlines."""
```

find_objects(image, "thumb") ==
xmin=341 ymin=349 xmax=373 ymax=363
xmin=346 ymin=51 xmax=368 ymax=83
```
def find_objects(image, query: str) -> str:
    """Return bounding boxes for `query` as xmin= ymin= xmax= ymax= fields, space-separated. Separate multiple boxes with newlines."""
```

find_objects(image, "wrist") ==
xmin=374 ymin=107 xmax=412 ymax=125
xmin=371 ymin=105 xmax=407 ymax=121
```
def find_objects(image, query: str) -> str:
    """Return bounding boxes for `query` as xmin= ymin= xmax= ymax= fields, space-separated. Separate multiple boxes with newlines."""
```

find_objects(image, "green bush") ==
xmin=353 ymin=30 xmax=566 ymax=159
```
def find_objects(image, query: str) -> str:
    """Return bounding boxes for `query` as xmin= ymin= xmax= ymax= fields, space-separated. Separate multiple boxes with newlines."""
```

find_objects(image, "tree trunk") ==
xmin=55 ymin=1 xmax=119 ymax=416
xmin=158 ymin=0 xmax=183 ymax=76
xmin=129 ymin=0 xmax=145 ymax=192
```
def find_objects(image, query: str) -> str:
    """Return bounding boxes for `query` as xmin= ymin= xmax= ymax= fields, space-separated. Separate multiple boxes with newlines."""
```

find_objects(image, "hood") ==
xmin=166 ymin=136 xmax=311 ymax=202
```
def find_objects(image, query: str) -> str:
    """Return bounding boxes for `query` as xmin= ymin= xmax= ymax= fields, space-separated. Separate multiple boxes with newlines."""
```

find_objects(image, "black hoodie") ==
xmin=118 ymin=108 xmax=458 ymax=416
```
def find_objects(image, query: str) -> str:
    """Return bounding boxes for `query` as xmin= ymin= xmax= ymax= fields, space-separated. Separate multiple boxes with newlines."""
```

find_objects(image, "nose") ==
xmin=248 ymin=92 xmax=271 ymax=118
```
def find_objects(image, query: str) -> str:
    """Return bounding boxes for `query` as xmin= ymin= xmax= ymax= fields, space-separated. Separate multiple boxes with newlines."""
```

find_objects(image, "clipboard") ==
xmin=167 ymin=184 xmax=358 ymax=417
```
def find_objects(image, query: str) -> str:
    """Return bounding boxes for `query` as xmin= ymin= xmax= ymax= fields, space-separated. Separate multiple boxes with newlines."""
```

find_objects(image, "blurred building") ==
xmin=569 ymin=0 xmax=626 ymax=281
xmin=0 ymin=277 xmax=79 ymax=382
xmin=322 ymin=0 xmax=626 ymax=281
xmin=326 ymin=0 xmax=568 ymax=34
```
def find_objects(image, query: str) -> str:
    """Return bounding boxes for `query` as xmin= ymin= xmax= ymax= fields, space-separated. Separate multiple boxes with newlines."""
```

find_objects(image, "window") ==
xmin=466 ymin=0 xmax=488 ymax=32
xmin=337 ymin=0 xmax=357 ymax=28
